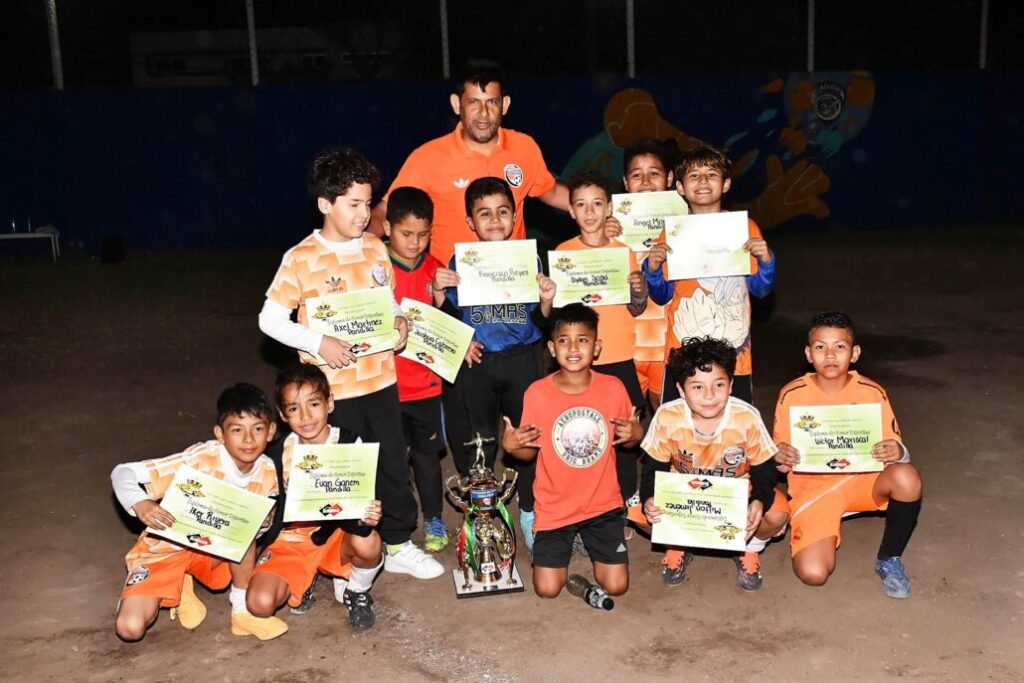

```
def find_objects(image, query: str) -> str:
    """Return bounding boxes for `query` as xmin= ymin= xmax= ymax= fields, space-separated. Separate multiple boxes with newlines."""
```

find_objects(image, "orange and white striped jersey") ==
xmin=641 ymin=397 xmax=777 ymax=478
xmin=266 ymin=231 xmax=398 ymax=400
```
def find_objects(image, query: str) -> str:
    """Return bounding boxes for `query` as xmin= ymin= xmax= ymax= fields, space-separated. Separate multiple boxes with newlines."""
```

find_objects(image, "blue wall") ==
xmin=1 ymin=71 xmax=1020 ymax=251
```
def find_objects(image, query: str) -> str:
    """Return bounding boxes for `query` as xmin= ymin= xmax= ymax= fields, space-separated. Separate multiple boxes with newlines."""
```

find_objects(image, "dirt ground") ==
xmin=1 ymin=226 xmax=1021 ymax=682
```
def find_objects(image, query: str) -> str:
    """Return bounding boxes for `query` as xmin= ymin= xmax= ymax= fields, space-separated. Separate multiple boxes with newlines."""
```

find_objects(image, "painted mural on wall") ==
xmin=562 ymin=71 xmax=875 ymax=230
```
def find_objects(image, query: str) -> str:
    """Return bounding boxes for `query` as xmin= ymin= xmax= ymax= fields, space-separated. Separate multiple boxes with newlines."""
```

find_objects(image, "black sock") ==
xmin=878 ymin=498 xmax=921 ymax=560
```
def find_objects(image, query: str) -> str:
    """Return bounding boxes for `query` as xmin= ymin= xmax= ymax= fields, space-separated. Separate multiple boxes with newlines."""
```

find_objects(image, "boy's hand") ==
xmin=432 ymin=267 xmax=461 ymax=291
xmin=774 ymin=442 xmax=800 ymax=473
xmin=134 ymin=500 xmax=176 ymax=530
xmin=465 ymin=340 xmax=484 ymax=368
xmin=872 ymin=439 xmax=904 ymax=465
xmin=604 ymin=215 xmax=624 ymax=239
xmin=393 ymin=315 xmax=409 ymax=352
xmin=359 ymin=499 xmax=383 ymax=528
xmin=642 ymin=497 xmax=663 ymax=524
xmin=746 ymin=499 xmax=764 ymax=541
xmin=537 ymin=273 xmax=557 ymax=303
xmin=319 ymin=336 xmax=357 ymax=368
xmin=501 ymin=416 xmax=541 ymax=451
xmin=628 ymin=270 xmax=647 ymax=298
xmin=611 ymin=407 xmax=643 ymax=445
xmin=645 ymin=243 xmax=672 ymax=271
xmin=742 ymin=238 xmax=773 ymax=265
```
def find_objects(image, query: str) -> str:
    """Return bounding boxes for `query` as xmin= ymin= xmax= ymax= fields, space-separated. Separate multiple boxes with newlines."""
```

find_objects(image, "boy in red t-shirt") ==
xmin=503 ymin=304 xmax=643 ymax=599
xmin=383 ymin=187 xmax=450 ymax=552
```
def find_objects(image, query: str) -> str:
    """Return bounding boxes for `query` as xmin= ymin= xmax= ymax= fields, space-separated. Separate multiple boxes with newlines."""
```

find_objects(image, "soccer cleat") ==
xmin=342 ymin=589 xmax=376 ymax=630
xmin=289 ymin=579 xmax=317 ymax=615
xmin=733 ymin=552 xmax=763 ymax=592
xmin=169 ymin=575 xmax=207 ymax=629
xmin=519 ymin=510 xmax=535 ymax=553
xmin=384 ymin=542 xmax=445 ymax=579
xmin=875 ymin=556 xmax=912 ymax=599
xmin=572 ymin=533 xmax=590 ymax=557
xmin=423 ymin=516 xmax=450 ymax=553
xmin=230 ymin=611 xmax=289 ymax=640
xmin=661 ymin=550 xmax=694 ymax=587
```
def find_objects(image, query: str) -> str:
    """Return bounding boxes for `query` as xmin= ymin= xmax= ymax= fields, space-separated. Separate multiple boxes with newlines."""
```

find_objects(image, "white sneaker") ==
xmin=384 ymin=542 xmax=444 ymax=579
xmin=332 ymin=577 xmax=349 ymax=603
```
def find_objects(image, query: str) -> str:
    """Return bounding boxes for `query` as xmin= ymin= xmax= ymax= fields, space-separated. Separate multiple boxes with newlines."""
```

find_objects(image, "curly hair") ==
xmin=808 ymin=311 xmax=857 ymax=344
xmin=308 ymin=147 xmax=380 ymax=202
xmin=666 ymin=336 xmax=737 ymax=386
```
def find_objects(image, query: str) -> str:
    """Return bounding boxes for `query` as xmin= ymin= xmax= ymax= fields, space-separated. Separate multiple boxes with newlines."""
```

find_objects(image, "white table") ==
xmin=0 ymin=232 xmax=60 ymax=262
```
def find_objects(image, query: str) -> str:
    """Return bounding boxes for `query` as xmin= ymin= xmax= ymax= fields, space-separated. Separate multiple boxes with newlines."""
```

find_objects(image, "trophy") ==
xmin=444 ymin=433 xmax=523 ymax=597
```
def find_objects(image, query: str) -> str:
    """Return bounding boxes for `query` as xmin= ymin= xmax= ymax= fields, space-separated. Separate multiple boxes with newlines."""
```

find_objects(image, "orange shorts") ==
xmin=635 ymin=360 xmax=665 ymax=397
xmin=121 ymin=550 xmax=230 ymax=608
xmin=253 ymin=529 xmax=351 ymax=608
xmin=789 ymin=473 xmax=887 ymax=556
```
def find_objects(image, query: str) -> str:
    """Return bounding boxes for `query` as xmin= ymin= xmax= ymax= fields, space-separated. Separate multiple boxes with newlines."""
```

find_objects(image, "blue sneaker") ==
xmin=874 ymin=556 xmax=912 ymax=599
xmin=519 ymin=510 xmax=535 ymax=553
xmin=423 ymin=516 xmax=449 ymax=553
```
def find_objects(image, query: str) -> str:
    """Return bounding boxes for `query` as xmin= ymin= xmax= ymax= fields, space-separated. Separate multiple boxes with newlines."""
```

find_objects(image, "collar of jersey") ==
xmin=313 ymin=229 xmax=364 ymax=253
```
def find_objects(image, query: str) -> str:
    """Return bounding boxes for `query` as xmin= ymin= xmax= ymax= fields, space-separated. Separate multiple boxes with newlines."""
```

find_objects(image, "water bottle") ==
xmin=565 ymin=574 xmax=614 ymax=611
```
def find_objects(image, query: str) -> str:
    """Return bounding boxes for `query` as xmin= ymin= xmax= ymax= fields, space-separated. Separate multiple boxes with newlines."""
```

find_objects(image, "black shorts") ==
xmin=533 ymin=508 xmax=628 ymax=568
xmin=401 ymin=395 xmax=444 ymax=455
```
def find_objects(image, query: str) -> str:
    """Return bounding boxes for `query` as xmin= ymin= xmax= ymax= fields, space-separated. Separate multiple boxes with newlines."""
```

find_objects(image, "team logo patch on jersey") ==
xmin=257 ymin=551 xmax=272 ymax=566
xmin=722 ymin=446 xmax=746 ymax=467
xmin=813 ymin=82 xmax=845 ymax=123
xmin=552 ymin=406 xmax=608 ymax=468
xmin=371 ymin=264 xmax=388 ymax=287
xmin=503 ymin=163 xmax=524 ymax=188
xmin=125 ymin=565 xmax=150 ymax=586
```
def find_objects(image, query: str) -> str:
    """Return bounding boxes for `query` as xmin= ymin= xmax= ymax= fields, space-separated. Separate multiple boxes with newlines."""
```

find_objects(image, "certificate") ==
xmin=547 ymin=247 xmax=630 ymax=308
xmin=650 ymin=471 xmax=748 ymax=552
xmin=399 ymin=298 xmax=475 ymax=384
xmin=148 ymin=465 xmax=275 ymax=563
xmin=790 ymin=404 xmax=884 ymax=473
xmin=283 ymin=443 xmax=379 ymax=522
xmin=611 ymin=191 xmax=689 ymax=252
xmin=664 ymin=211 xmax=753 ymax=280
xmin=305 ymin=288 xmax=398 ymax=363
xmin=454 ymin=239 xmax=539 ymax=306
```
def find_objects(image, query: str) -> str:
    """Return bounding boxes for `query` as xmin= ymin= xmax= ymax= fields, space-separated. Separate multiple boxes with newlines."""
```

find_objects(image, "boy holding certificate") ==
xmin=773 ymin=312 xmax=923 ymax=598
xmin=502 ymin=304 xmax=643 ymax=599
xmin=640 ymin=338 xmax=789 ymax=591
xmin=383 ymin=187 xmax=450 ymax=553
xmin=111 ymin=384 xmax=286 ymax=641
xmin=556 ymin=170 xmax=648 ymax=518
xmin=641 ymin=146 xmax=777 ymax=404
xmin=260 ymin=147 xmax=442 ymax=580
xmin=248 ymin=364 xmax=384 ymax=629
xmin=432 ymin=176 xmax=556 ymax=550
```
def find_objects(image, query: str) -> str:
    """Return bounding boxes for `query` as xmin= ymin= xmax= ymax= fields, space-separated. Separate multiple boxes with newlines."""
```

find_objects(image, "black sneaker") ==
xmin=289 ymin=580 xmax=317 ymax=615
xmin=342 ymin=589 xmax=376 ymax=630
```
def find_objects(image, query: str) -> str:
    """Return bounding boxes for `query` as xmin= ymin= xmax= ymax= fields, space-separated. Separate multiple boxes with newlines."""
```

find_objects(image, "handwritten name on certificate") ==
xmin=305 ymin=288 xmax=398 ymax=363
xmin=790 ymin=404 xmax=884 ymax=473
xmin=399 ymin=298 xmax=475 ymax=384
xmin=611 ymin=191 xmax=689 ymax=252
xmin=149 ymin=465 xmax=275 ymax=563
xmin=454 ymin=239 xmax=539 ymax=306
xmin=664 ymin=211 xmax=753 ymax=280
xmin=651 ymin=471 xmax=748 ymax=552
xmin=548 ymin=248 xmax=630 ymax=308
xmin=283 ymin=443 xmax=379 ymax=522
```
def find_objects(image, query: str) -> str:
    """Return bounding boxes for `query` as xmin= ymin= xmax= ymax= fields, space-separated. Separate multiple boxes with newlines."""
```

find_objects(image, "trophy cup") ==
xmin=444 ymin=433 xmax=523 ymax=597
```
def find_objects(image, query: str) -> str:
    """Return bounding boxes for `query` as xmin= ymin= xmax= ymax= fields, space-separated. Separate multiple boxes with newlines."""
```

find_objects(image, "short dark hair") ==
xmin=386 ymin=186 xmax=434 ymax=224
xmin=308 ymin=147 xmax=380 ymax=202
xmin=666 ymin=336 xmax=737 ymax=385
xmin=275 ymin=363 xmax=331 ymax=410
xmin=216 ymin=383 xmax=274 ymax=426
xmin=675 ymin=146 xmax=732 ymax=182
xmin=549 ymin=303 xmax=599 ymax=338
xmin=464 ymin=176 xmax=514 ymax=217
xmin=455 ymin=58 xmax=504 ymax=96
xmin=567 ymin=170 xmax=612 ymax=202
xmin=808 ymin=311 xmax=857 ymax=344
xmin=622 ymin=138 xmax=677 ymax=176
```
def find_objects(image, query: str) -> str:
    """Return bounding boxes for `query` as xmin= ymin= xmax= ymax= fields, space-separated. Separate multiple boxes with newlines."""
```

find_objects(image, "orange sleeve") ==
xmin=745 ymin=409 xmax=778 ymax=466
xmin=138 ymin=445 xmax=206 ymax=500
xmin=640 ymin=406 xmax=676 ymax=463
xmin=772 ymin=390 xmax=792 ymax=445
xmin=266 ymin=251 xmax=302 ymax=310
xmin=384 ymin=148 xmax=431 ymax=202
xmin=524 ymin=138 xmax=557 ymax=198
xmin=880 ymin=390 xmax=903 ymax=443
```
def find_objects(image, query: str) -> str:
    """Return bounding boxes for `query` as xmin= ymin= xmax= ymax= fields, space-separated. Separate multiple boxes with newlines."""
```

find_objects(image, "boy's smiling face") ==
xmin=214 ymin=412 xmax=276 ymax=472
xmin=318 ymin=182 xmax=373 ymax=241
xmin=548 ymin=322 xmax=601 ymax=373
xmin=679 ymin=364 xmax=732 ymax=422
xmin=569 ymin=184 xmax=611 ymax=237
xmin=624 ymin=153 xmax=672 ymax=193
xmin=677 ymin=163 xmax=731 ymax=212
xmin=805 ymin=325 xmax=861 ymax=381
xmin=278 ymin=381 xmax=334 ymax=444
xmin=467 ymin=193 xmax=515 ymax=241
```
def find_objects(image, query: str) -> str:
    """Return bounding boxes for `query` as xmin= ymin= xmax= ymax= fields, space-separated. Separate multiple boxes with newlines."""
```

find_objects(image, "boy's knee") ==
xmin=351 ymin=535 xmax=383 ymax=565
xmin=246 ymin=587 xmax=280 ymax=617
xmin=600 ymin=575 xmax=629 ymax=597
xmin=533 ymin=582 xmax=564 ymax=599
xmin=794 ymin=561 xmax=832 ymax=587
xmin=114 ymin=613 xmax=148 ymax=642
xmin=888 ymin=463 xmax=923 ymax=499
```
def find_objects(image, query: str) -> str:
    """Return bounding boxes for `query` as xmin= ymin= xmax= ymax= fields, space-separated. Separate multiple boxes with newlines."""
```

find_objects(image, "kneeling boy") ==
xmin=502 ymin=304 xmax=642 ymax=599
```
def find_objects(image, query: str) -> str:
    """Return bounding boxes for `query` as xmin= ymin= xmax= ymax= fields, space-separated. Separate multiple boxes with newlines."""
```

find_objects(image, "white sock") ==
xmin=348 ymin=555 xmax=384 ymax=594
xmin=228 ymin=585 xmax=247 ymax=614
xmin=745 ymin=536 xmax=769 ymax=554
xmin=332 ymin=577 xmax=349 ymax=603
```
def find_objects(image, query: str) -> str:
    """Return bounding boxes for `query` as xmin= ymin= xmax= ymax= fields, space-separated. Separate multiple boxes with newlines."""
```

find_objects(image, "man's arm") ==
xmin=367 ymin=199 xmax=388 ymax=238
xmin=537 ymin=182 xmax=570 ymax=212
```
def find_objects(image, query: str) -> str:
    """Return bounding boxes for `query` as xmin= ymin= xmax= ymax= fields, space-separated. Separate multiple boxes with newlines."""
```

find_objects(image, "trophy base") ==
xmin=451 ymin=563 xmax=524 ymax=598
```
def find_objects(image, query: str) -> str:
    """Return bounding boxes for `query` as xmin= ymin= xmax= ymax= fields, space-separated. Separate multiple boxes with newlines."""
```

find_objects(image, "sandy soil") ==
xmin=1 ymin=227 xmax=1021 ymax=682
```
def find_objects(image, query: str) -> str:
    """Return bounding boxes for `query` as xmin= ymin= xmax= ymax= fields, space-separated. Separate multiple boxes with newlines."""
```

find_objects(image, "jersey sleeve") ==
xmin=772 ymin=389 xmax=792 ymax=445
xmin=132 ymin=444 xmax=207 ymax=501
xmin=744 ymin=407 xmax=779 ymax=466
xmin=525 ymin=137 xmax=557 ymax=199
xmin=640 ymin=406 xmax=675 ymax=463
xmin=265 ymin=250 xmax=302 ymax=310
xmin=880 ymin=388 xmax=903 ymax=443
